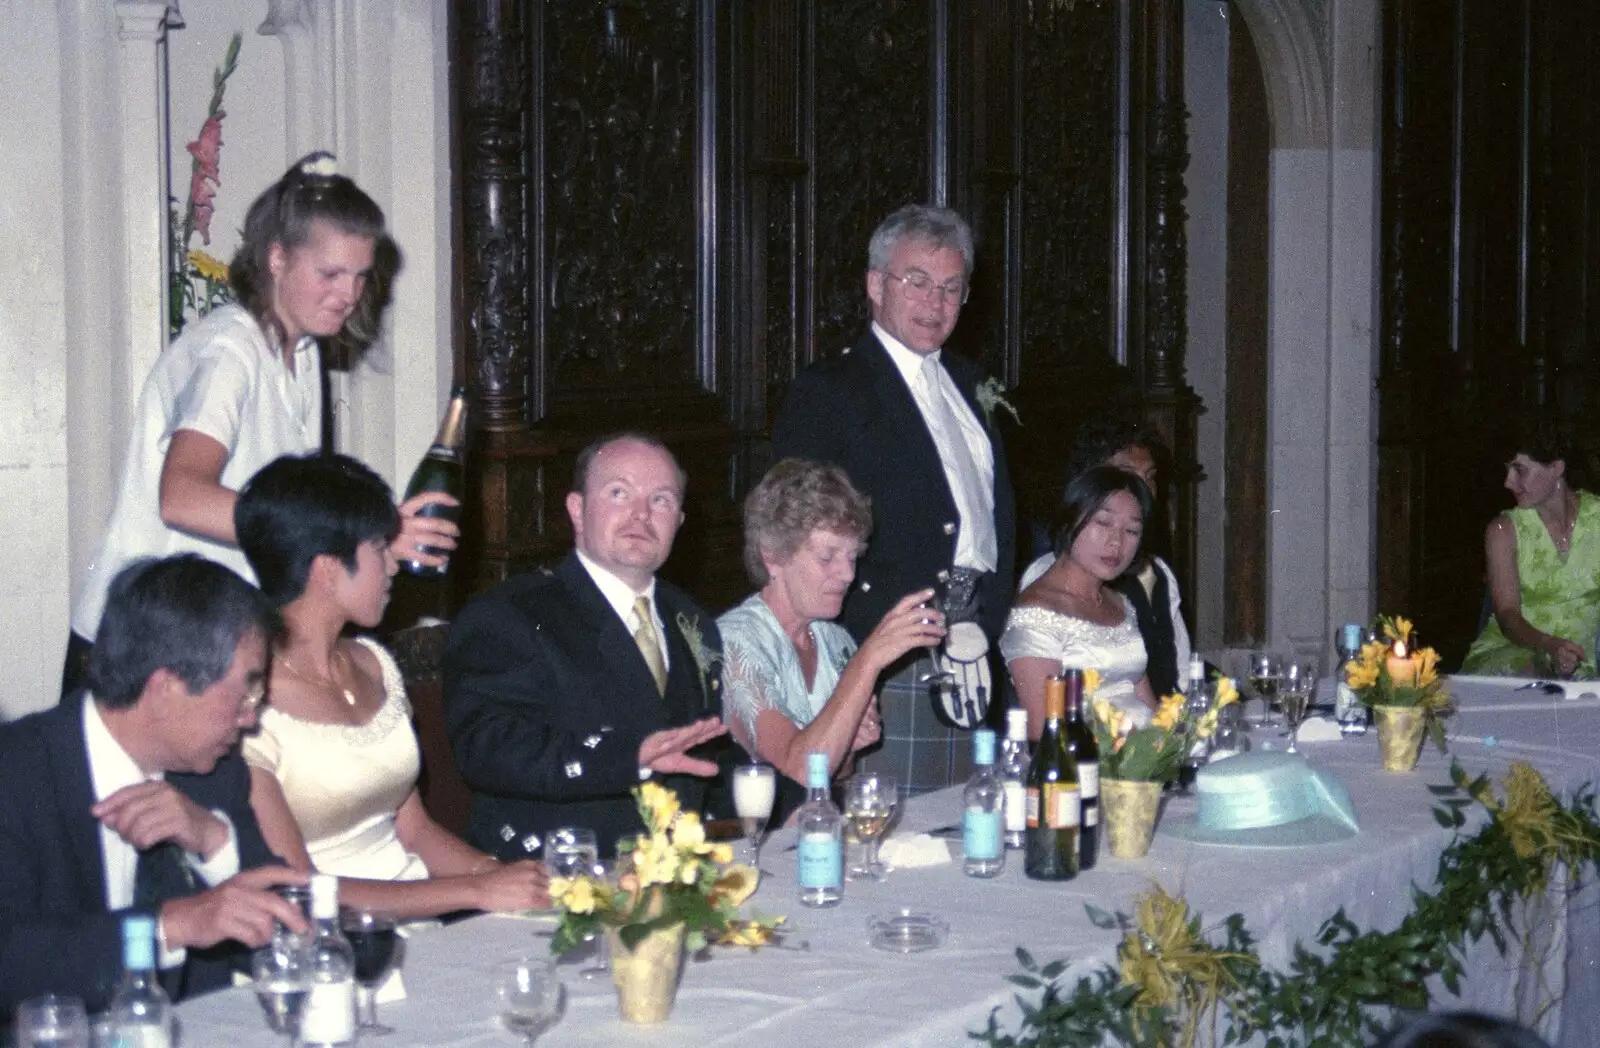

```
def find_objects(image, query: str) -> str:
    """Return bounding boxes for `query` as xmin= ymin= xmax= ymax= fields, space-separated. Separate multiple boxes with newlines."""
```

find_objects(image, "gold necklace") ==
xmin=276 ymin=647 xmax=357 ymax=706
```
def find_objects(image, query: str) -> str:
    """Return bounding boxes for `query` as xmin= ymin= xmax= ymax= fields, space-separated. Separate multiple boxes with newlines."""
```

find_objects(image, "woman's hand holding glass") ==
xmin=470 ymin=859 xmax=551 ymax=913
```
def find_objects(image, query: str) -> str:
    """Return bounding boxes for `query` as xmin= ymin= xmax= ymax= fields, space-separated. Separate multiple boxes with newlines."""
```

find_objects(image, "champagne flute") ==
xmin=1248 ymin=651 xmax=1283 ymax=729
xmin=494 ymin=955 xmax=565 ymax=1045
xmin=14 ymin=995 xmax=90 ymax=1048
xmin=252 ymin=932 xmax=312 ymax=1045
xmin=342 ymin=908 xmax=400 ymax=1034
xmin=732 ymin=761 xmax=777 ymax=871
xmin=844 ymin=772 xmax=898 ymax=881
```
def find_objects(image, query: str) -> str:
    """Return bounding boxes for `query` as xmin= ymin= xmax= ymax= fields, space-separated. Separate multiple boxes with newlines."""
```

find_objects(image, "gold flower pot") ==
xmin=605 ymin=922 xmax=686 ymax=1024
xmin=1373 ymin=704 xmax=1426 ymax=772
xmin=1101 ymin=778 xmax=1163 ymax=859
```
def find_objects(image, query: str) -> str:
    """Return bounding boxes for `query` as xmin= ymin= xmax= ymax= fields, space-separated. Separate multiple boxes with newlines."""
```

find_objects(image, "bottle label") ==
xmin=1025 ymin=787 xmax=1041 ymax=829
xmin=1083 ymin=800 xmax=1100 ymax=827
xmin=109 ymin=1027 xmax=171 ymax=1048
xmin=963 ymin=809 xmax=1002 ymax=860
xmin=798 ymin=832 xmax=842 ymax=889
xmin=300 ymin=981 xmax=355 ymax=1045
xmin=1042 ymin=783 xmax=1080 ymax=829
xmin=1077 ymin=762 xmax=1100 ymax=799
xmin=1003 ymin=782 xmax=1027 ymax=833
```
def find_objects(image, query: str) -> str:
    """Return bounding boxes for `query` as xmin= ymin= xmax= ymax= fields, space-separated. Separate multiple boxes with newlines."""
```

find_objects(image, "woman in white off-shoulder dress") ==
xmin=1001 ymin=466 xmax=1159 ymax=738
xmin=238 ymin=452 xmax=548 ymax=919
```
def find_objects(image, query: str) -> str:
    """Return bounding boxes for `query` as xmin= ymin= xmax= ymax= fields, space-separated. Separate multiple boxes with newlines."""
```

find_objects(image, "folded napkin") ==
xmin=1294 ymin=715 xmax=1342 ymax=743
xmin=878 ymin=834 xmax=953 ymax=869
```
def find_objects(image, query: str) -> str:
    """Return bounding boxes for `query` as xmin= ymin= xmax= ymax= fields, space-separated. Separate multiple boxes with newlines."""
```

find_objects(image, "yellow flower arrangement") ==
xmin=549 ymin=782 xmax=783 ymax=955
xmin=1117 ymin=884 xmax=1255 ymax=1048
xmin=1088 ymin=672 xmax=1238 ymax=782
xmin=1343 ymin=615 xmax=1454 ymax=746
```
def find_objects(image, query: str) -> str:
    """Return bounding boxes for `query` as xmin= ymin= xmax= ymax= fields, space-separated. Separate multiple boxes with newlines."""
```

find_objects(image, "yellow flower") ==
xmin=633 ymin=831 xmax=681 ymax=887
xmin=718 ymin=917 xmax=785 ymax=948
xmin=1416 ymin=647 xmax=1440 ymax=688
xmin=1151 ymin=694 xmax=1185 ymax=732
xmin=707 ymin=864 xmax=760 ymax=907
xmin=1383 ymin=616 xmax=1414 ymax=644
xmin=188 ymin=249 xmax=229 ymax=283
xmin=1345 ymin=659 xmax=1380 ymax=690
xmin=637 ymin=782 xmax=680 ymax=832
xmin=1084 ymin=668 xmax=1102 ymax=696
xmin=1195 ymin=708 xmax=1220 ymax=740
xmin=679 ymin=860 xmax=701 ymax=885
xmin=1213 ymin=676 xmax=1239 ymax=709
xmin=550 ymin=875 xmax=597 ymax=915
xmin=709 ymin=843 xmax=734 ymax=865
xmin=672 ymin=810 xmax=707 ymax=850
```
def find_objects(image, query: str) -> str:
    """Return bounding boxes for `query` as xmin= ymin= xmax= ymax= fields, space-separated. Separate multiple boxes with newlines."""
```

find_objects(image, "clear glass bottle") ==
xmin=999 ymin=708 xmax=1031 ymax=850
xmin=1335 ymin=622 xmax=1368 ymax=735
xmin=962 ymin=728 xmax=1005 ymax=877
xmin=1061 ymin=670 xmax=1100 ymax=870
xmin=796 ymin=752 xmax=843 ymax=907
xmin=299 ymin=874 xmax=357 ymax=1047
xmin=106 ymin=915 xmax=172 ymax=1048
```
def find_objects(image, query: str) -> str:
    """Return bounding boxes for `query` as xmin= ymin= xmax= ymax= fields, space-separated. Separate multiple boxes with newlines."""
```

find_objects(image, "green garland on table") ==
xmin=976 ymin=761 xmax=1600 ymax=1048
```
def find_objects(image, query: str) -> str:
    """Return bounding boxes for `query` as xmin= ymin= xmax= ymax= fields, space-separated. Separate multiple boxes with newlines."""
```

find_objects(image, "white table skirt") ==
xmin=176 ymin=676 xmax=1600 ymax=1047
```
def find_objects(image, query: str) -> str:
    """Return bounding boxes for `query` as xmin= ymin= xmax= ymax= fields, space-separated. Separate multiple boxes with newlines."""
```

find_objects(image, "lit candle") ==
xmin=1386 ymin=640 xmax=1418 ymax=687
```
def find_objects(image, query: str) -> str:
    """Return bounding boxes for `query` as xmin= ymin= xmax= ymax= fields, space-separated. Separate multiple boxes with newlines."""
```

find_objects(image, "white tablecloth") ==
xmin=177 ymin=677 xmax=1600 ymax=1047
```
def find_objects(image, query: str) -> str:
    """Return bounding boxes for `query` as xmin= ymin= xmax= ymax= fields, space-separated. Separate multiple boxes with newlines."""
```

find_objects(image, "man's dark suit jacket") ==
xmin=0 ymin=701 xmax=279 ymax=1018
xmin=773 ymin=330 xmax=1017 ymax=644
xmin=442 ymin=554 xmax=724 ymax=858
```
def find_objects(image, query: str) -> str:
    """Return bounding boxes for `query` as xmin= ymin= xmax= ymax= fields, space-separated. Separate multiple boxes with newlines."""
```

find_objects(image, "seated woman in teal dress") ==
xmin=1461 ymin=424 xmax=1600 ymax=677
xmin=718 ymin=460 xmax=944 ymax=804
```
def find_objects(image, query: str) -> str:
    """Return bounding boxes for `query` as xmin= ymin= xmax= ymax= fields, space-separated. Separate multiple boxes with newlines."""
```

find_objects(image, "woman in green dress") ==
xmin=1462 ymin=424 xmax=1600 ymax=677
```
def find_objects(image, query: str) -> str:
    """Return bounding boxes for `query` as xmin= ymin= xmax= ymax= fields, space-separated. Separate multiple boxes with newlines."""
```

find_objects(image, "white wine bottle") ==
xmin=399 ymin=386 xmax=468 ymax=577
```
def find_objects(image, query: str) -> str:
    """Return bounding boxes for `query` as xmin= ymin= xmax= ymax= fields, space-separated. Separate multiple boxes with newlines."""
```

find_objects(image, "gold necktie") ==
xmin=632 ymin=595 xmax=668 ymax=696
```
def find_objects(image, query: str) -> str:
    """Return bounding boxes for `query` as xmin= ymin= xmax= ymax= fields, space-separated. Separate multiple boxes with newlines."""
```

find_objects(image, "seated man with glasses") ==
xmin=772 ymin=203 xmax=1016 ymax=797
xmin=0 ymin=554 xmax=306 ymax=1019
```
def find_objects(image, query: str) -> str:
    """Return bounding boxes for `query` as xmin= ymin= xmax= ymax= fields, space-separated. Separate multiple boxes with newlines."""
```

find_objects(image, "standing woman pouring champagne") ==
xmin=65 ymin=153 xmax=456 ymax=696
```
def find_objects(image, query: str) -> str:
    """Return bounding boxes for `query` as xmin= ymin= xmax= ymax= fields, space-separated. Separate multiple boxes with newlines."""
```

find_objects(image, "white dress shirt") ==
xmin=575 ymin=550 xmax=670 ymax=673
xmin=82 ymin=695 xmax=241 ymax=968
xmin=874 ymin=322 xmax=998 ymax=571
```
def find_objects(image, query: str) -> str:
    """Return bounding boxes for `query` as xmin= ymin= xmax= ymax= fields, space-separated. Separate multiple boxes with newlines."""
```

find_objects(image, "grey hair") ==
xmin=866 ymin=204 xmax=976 ymax=276
xmin=742 ymin=459 xmax=873 ymax=587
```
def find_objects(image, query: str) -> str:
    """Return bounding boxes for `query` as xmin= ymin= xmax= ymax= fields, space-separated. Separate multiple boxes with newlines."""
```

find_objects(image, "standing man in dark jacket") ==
xmin=773 ymin=204 xmax=1015 ymax=795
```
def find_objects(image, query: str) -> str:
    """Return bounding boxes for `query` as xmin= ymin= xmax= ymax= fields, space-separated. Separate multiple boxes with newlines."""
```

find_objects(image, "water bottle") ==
xmin=796 ymin=752 xmax=843 ymax=907
xmin=105 ymin=915 xmax=173 ymax=1048
xmin=299 ymin=874 xmax=357 ymax=1047
xmin=1334 ymin=622 xmax=1368 ymax=736
xmin=962 ymin=729 xmax=1005 ymax=877
xmin=998 ymin=708 xmax=1030 ymax=850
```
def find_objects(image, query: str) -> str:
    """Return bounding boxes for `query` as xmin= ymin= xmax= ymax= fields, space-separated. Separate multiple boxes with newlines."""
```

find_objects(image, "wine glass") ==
xmin=495 ymin=955 xmax=565 ymax=1045
xmin=252 ymin=931 xmax=312 ymax=1045
xmin=844 ymin=772 xmax=898 ymax=881
xmin=1174 ymin=675 xmax=1213 ymax=795
xmin=342 ymin=908 xmax=400 ymax=1034
xmin=732 ymin=761 xmax=777 ymax=870
xmin=916 ymin=579 xmax=955 ymax=691
xmin=1280 ymin=655 xmax=1319 ymax=753
xmin=579 ymin=859 xmax=617 ymax=982
xmin=1247 ymin=651 xmax=1283 ymax=729
xmin=546 ymin=827 xmax=599 ymax=879
xmin=14 ymin=995 xmax=90 ymax=1048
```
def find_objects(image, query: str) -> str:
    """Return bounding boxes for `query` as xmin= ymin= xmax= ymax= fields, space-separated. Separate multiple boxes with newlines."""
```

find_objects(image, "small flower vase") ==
xmin=1373 ymin=704 xmax=1426 ymax=772
xmin=1101 ymin=778 xmax=1163 ymax=858
xmin=605 ymin=922 xmax=686 ymax=1024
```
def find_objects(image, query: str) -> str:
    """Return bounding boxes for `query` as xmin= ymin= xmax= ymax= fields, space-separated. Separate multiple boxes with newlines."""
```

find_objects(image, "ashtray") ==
xmin=866 ymin=910 xmax=949 ymax=954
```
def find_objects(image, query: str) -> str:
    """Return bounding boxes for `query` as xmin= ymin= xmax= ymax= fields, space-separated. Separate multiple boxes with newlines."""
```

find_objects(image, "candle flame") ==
xmin=1393 ymin=640 xmax=1408 ymax=659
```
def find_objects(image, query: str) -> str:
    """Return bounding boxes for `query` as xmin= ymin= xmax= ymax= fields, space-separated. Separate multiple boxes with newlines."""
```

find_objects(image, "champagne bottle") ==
xmin=998 ymin=708 xmax=1031 ymax=850
xmin=398 ymin=386 xmax=468 ymax=577
xmin=105 ymin=915 xmax=173 ymax=1048
xmin=300 ymin=874 xmax=357 ymax=1047
xmin=796 ymin=752 xmax=843 ymax=907
xmin=962 ymin=729 xmax=1005 ymax=877
xmin=1024 ymin=678 xmax=1080 ymax=881
xmin=1061 ymin=670 xmax=1100 ymax=870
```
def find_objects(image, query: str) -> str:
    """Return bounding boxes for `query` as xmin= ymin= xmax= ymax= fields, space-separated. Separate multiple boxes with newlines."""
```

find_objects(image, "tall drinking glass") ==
xmin=732 ymin=762 xmax=777 ymax=870
xmin=342 ymin=908 xmax=400 ymax=1034
xmin=494 ymin=955 xmax=565 ymax=1045
xmin=1248 ymin=651 xmax=1283 ymax=729
xmin=844 ymin=772 xmax=898 ymax=881
xmin=579 ymin=859 xmax=617 ymax=982
xmin=252 ymin=932 xmax=312 ymax=1045
xmin=917 ymin=580 xmax=954 ymax=691
xmin=14 ymin=995 xmax=90 ymax=1048
xmin=546 ymin=827 xmax=600 ymax=970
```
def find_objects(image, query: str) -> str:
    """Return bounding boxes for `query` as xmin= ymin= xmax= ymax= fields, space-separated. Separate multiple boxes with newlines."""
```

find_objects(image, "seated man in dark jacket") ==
xmin=1 ymin=555 xmax=305 ymax=1018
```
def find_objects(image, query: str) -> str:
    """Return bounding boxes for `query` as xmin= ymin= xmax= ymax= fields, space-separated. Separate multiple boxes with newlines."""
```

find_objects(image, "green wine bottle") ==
xmin=1024 ymin=677 xmax=1080 ymax=881
xmin=398 ymin=386 xmax=467 ymax=577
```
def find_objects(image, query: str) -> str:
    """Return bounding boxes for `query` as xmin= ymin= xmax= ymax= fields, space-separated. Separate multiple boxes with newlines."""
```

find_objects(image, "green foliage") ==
xmin=976 ymin=761 xmax=1600 ymax=1047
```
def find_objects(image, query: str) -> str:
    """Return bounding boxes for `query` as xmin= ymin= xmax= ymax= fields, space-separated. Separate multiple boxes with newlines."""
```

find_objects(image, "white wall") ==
xmin=1 ymin=0 xmax=451 ymax=720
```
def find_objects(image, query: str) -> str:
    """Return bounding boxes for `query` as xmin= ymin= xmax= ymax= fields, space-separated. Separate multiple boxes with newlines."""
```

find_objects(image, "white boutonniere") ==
xmin=675 ymin=612 xmax=724 ymax=704
xmin=975 ymin=377 xmax=1021 ymax=427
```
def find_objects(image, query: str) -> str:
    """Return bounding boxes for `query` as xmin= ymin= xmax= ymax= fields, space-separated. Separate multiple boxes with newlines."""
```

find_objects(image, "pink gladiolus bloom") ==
xmin=190 ymin=171 xmax=218 ymax=244
xmin=187 ymin=111 xmax=225 ymax=184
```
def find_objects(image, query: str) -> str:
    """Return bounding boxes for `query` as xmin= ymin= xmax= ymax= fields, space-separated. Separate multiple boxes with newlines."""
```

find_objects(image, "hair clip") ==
xmin=299 ymin=154 xmax=338 ymax=178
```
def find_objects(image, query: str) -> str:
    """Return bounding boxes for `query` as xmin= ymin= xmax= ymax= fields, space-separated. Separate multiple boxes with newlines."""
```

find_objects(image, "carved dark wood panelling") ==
xmin=811 ymin=0 xmax=929 ymax=362
xmin=1017 ymin=0 xmax=1117 ymax=368
xmin=543 ymin=0 xmax=700 ymax=406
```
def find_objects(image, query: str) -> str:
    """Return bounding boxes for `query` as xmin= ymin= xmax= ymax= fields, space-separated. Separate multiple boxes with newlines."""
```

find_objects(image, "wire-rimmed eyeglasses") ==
xmin=880 ymin=269 xmax=970 ymax=306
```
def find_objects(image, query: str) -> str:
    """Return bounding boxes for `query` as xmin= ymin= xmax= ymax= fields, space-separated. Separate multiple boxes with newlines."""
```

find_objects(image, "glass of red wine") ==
xmin=341 ymin=908 xmax=400 ymax=1035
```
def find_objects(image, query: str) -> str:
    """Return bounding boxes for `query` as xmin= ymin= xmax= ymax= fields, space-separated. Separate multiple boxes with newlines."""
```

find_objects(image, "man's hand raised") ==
xmin=92 ymin=781 xmax=229 ymax=859
xmin=637 ymin=717 xmax=727 ymax=777
xmin=159 ymin=865 xmax=309 ymax=952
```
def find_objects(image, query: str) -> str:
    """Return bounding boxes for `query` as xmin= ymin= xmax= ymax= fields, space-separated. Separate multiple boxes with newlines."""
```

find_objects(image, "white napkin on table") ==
xmin=878 ymin=834 xmax=953 ymax=869
xmin=1294 ymin=715 xmax=1342 ymax=743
